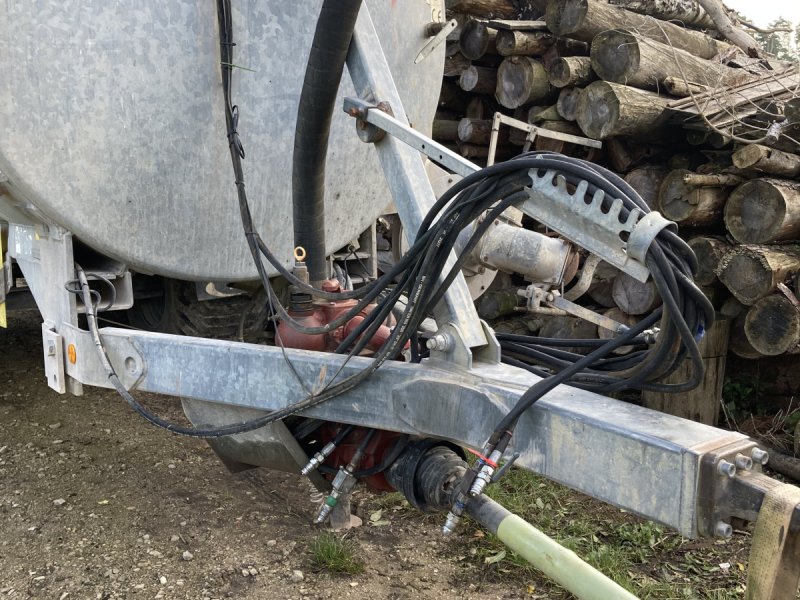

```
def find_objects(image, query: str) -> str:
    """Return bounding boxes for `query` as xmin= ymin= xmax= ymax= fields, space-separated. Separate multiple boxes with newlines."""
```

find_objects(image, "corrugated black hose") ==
xmin=292 ymin=0 xmax=363 ymax=283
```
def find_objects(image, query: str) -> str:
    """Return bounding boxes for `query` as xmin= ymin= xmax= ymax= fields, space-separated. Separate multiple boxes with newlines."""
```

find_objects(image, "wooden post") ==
xmin=642 ymin=317 xmax=730 ymax=425
xmin=444 ymin=52 xmax=472 ymax=78
xmin=556 ymin=87 xmax=582 ymax=122
xmin=725 ymin=179 xmax=800 ymax=244
xmin=744 ymin=294 xmax=800 ymax=356
xmin=717 ymin=245 xmax=800 ymax=306
xmin=576 ymin=81 xmax=670 ymax=139
xmin=496 ymin=30 xmax=555 ymax=56
xmin=495 ymin=56 xmax=553 ymax=109
xmin=687 ymin=236 xmax=732 ymax=287
xmin=590 ymin=30 xmax=751 ymax=94
xmin=657 ymin=169 xmax=730 ymax=226
xmin=433 ymin=120 xmax=461 ymax=142
xmin=459 ymin=65 xmax=498 ymax=94
xmin=458 ymin=118 xmax=508 ymax=144
xmin=732 ymin=145 xmax=800 ymax=178
xmin=545 ymin=0 xmax=729 ymax=59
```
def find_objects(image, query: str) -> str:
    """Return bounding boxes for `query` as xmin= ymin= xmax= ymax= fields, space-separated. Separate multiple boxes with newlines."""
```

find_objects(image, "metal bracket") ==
xmin=521 ymin=169 xmax=677 ymax=283
xmin=42 ymin=325 xmax=66 ymax=393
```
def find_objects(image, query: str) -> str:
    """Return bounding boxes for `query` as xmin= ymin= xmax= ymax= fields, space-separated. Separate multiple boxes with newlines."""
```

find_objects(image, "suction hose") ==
xmin=467 ymin=495 xmax=639 ymax=600
xmin=292 ymin=0 xmax=363 ymax=284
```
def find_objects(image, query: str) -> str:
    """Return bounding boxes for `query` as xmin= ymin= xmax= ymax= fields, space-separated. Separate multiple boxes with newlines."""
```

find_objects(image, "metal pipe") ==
xmin=467 ymin=495 xmax=639 ymax=600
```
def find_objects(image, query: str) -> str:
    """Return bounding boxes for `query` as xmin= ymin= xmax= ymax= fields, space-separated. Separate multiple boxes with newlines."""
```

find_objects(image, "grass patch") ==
xmin=309 ymin=531 xmax=364 ymax=575
xmin=459 ymin=467 xmax=749 ymax=599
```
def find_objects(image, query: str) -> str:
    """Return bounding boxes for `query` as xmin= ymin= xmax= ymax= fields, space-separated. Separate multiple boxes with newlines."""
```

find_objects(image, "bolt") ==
xmin=714 ymin=521 xmax=733 ymax=539
xmin=717 ymin=460 xmax=736 ymax=478
xmin=426 ymin=333 xmax=453 ymax=353
xmin=734 ymin=453 xmax=753 ymax=471
xmin=751 ymin=448 xmax=769 ymax=466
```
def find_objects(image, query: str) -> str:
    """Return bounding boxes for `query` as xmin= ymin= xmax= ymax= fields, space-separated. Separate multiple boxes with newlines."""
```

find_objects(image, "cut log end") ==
xmin=545 ymin=0 xmax=588 ymax=36
xmin=744 ymin=295 xmax=800 ymax=356
xmin=590 ymin=29 xmax=639 ymax=84
xmin=724 ymin=180 xmax=791 ymax=244
xmin=718 ymin=252 xmax=779 ymax=306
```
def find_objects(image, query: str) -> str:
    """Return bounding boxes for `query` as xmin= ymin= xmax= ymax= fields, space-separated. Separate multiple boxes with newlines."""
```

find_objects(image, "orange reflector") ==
xmin=67 ymin=344 xmax=77 ymax=364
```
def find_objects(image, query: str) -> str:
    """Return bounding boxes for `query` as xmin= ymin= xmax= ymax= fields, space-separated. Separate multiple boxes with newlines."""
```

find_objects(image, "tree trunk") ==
xmin=687 ymin=236 xmax=731 ymax=286
xmin=444 ymin=52 xmax=472 ymax=78
xmin=607 ymin=0 xmax=715 ymax=28
xmin=657 ymin=169 xmax=730 ymax=226
xmin=495 ymin=56 xmax=553 ymax=109
xmin=732 ymin=144 xmax=800 ymax=178
xmin=744 ymin=294 xmax=800 ymax=356
xmin=612 ymin=271 xmax=662 ymax=315
xmin=527 ymin=104 xmax=562 ymax=122
xmin=590 ymin=30 xmax=751 ymax=94
xmin=496 ymin=30 xmax=555 ymax=56
xmin=459 ymin=65 xmax=498 ymax=94
xmin=545 ymin=0 xmax=729 ymax=59
xmin=724 ymin=178 xmax=800 ymax=244
xmin=717 ymin=245 xmax=800 ymax=305
xmin=547 ymin=56 xmax=596 ymax=88
xmin=433 ymin=120 xmax=461 ymax=142
xmin=642 ymin=317 xmax=730 ymax=425
xmin=576 ymin=81 xmax=670 ymax=140
xmin=694 ymin=0 xmax=763 ymax=58
xmin=446 ymin=0 xmax=520 ymax=19
xmin=556 ymin=87 xmax=582 ymax=122
xmin=459 ymin=19 xmax=497 ymax=60
xmin=623 ymin=165 xmax=668 ymax=210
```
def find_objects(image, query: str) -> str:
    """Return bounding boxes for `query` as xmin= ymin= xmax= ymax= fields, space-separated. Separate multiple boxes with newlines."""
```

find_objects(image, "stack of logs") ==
xmin=438 ymin=0 xmax=800 ymax=421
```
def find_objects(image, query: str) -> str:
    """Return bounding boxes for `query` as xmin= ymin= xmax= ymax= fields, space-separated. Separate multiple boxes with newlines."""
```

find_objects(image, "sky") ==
xmin=723 ymin=0 xmax=800 ymax=28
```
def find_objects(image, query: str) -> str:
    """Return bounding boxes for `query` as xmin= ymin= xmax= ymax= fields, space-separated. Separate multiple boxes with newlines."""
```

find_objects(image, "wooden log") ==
xmin=607 ymin=0 xmax=715 ymax=29
xmin=465 ymin=95 xmax=497 ymax=120
xmin=459 ymin=65 xmax=498 ymax=95
xmin=439 ymin=80 xmax=471 ymax=113
xmin=533 ymin=120 xmax=583 ymax=152
xmin=495 ymin=56 xmax=553 ymax=109
xmin=612 ymin=271 xmax=662 ymax=315
xmin=657 ymin=169 xmax=729 ymax=226
xmin=732 ymin=145 xmax=800 ymax=178
xmin=457 ymin=141 xmax=516 ymax=160
xmin=527 ymin=104 xmax=562 ymax=122
xmin=545 ymin=0 xmax=729 ymax=60
xmin=538 ymin=315 xmax=599 ymax=354
xmin=556 ymin=87 xmax=582 ymax=122
xmin=575 ymin=81 xmax=670 ymax=140
xmin=496 ymin=29 xmax=555 ymax=56
xmin=433 ymin=120 xmax=460 ymax=142
xmin=642 ymin=317 xmax=730 ymax=425
xmin=547 ymin=56 xmax=596 ymax=88
xmin=724 ymin=179 xmax=800 ymax=244
xmin=685 ymin=129 xmax=709 ymax=146
xmin=596 ymin=307 xmax=640 ymax=354
xmin=717 ymin=245 xmax=800 ymax=306
xmin=590 ymin=30 xmax=750 ymax=94
xmin=459 ymin=19 xmax=497 ymax=60
xmin=687 ymin=236 xmax=731 ymax=286
xmin=458 ymin=118 xmax=509 ymax=144
xmin=744 ymin=294 xmax=800 ymax=356
xmin=444 ymin=52 xmax=472 ymax=78
xmin=623 ymin=165 xmax=668 ymax=210
xmin=606 ymin=138 xmax=668 ymax=172
xmin=663 ymin=76 xmax=708 ymax=98
xmin=446 ymin=0 xmax=520 ymax=19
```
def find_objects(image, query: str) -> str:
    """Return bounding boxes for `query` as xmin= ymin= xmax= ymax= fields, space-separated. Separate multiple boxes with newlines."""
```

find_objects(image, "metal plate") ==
xmin=0 ymin=1 xmax=444 ymax=281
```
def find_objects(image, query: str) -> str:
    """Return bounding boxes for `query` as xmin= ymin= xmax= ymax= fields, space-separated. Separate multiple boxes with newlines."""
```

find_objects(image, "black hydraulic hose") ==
xmin=292 ymin=0 xmax=363 ymax=283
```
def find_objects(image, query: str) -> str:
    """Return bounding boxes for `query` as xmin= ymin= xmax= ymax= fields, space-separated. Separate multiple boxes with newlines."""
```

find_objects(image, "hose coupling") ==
xmin=301 ymin=441 xmax=337 ymax=476
xmin=314 ymin=467 xmax=357 ymax=524
xmin=469 ymin=450 xmax=503 ymax=497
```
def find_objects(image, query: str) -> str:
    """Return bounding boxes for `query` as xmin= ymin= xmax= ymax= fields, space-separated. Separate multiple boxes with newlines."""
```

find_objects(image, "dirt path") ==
xmin=1 ymin=311 xmax=531 ymax=600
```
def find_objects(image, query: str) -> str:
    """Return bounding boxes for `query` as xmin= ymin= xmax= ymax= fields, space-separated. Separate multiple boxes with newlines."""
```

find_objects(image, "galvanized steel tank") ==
xmin=0 ymin=1 xmax=444 ymax=281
